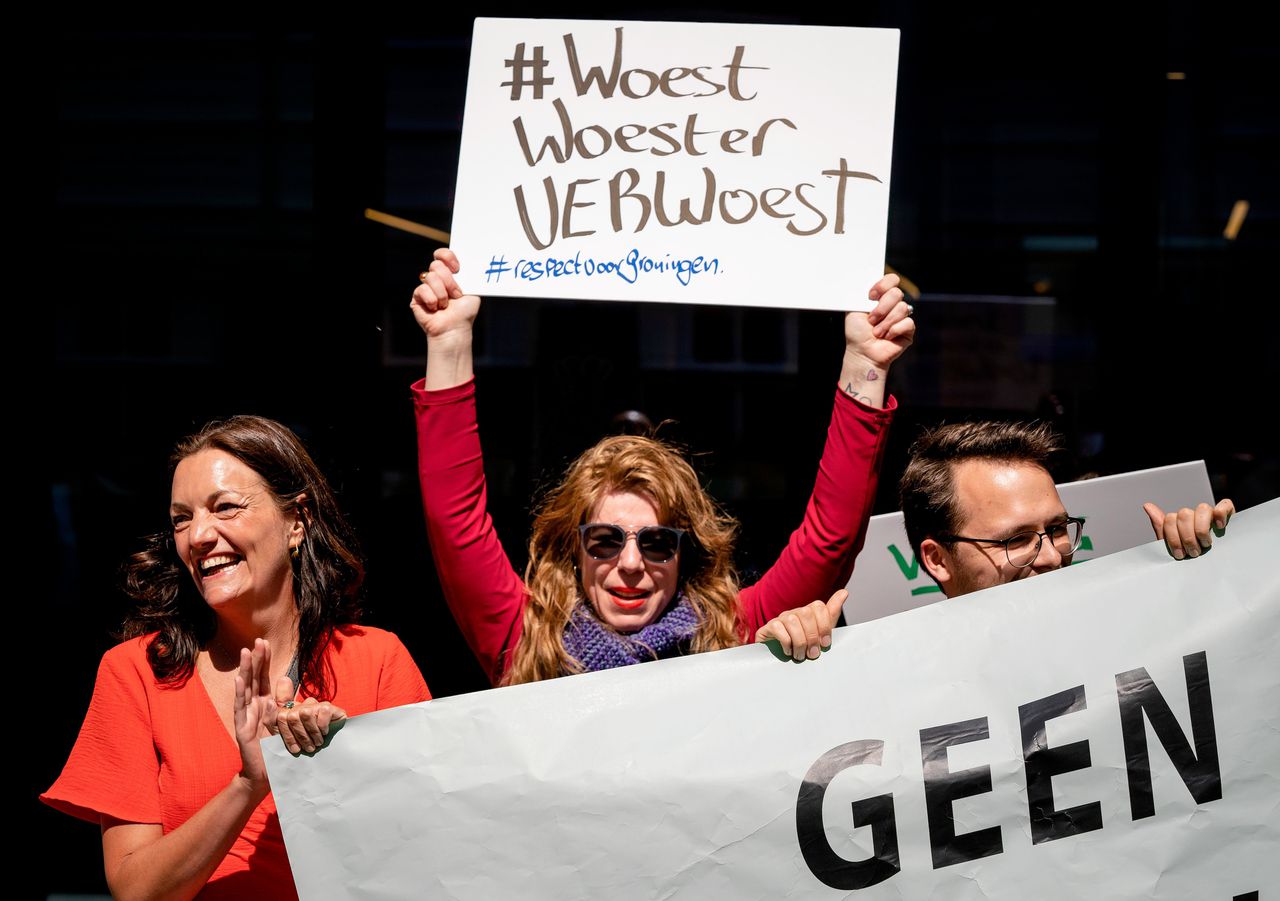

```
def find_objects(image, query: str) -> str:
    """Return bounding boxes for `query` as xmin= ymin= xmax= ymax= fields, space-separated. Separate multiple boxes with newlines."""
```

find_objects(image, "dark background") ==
xmin=34 ymin=5 xmax=1277 ymax=897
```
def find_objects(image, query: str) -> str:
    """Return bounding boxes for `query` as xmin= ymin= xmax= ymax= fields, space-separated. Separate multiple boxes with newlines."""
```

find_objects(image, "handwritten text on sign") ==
xmin=450 ymin=19 xmax=900 ymax=310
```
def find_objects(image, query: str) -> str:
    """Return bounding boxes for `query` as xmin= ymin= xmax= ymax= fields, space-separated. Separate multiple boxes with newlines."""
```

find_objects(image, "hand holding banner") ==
xmin=266 ymin=499 xmax=1278 ymax=899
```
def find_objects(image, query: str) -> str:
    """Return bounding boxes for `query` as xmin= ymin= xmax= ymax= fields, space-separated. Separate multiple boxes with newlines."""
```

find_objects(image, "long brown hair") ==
xmin=121 ymin=416 xmax=365 ymax=698
xmin=505 ymin=434 xmax=741 ymax=684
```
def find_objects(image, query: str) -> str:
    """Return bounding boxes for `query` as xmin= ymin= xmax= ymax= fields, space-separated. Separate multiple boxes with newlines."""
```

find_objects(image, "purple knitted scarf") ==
xmin=561 ymin=594 xmax=702 ymax=673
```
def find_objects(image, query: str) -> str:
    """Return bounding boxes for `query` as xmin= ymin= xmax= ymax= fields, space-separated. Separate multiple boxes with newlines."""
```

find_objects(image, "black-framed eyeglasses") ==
xmin=579 ymin=523 xmax=685 ymax=564
xmin=939 ymin=517 xmax=1085 ymax=568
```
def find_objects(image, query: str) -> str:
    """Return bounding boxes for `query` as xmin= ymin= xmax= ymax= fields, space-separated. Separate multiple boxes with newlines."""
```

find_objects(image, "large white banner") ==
xmin=450 ymin=19 xmax=899 ymax=311
xmin=267 ymin=499 xmax=1279 ymax=900
xmin=845 ymin=460 xmax=1215 ymax=624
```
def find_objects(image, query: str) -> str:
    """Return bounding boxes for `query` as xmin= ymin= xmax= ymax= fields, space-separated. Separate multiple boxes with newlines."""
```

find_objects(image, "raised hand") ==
xmin=839 ymin=274 xmax=915 ymax=408
xmin=232 ymin=639 xmax=276 ymax=794
xmin=846 ymin=273 xmax=915 ymax=369
xmin=411 ymin=248 xmax=482 ymax=340
xmin=413 ymin=248 xmax=480 ymax=390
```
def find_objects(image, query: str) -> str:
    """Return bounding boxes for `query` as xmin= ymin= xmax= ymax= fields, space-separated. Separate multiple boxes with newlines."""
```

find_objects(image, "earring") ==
xmin=291 ymin=544 xmax=300 ymax=560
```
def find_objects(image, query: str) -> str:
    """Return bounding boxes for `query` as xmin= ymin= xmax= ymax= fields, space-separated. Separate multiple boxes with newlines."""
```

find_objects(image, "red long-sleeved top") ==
xmin=414 ymin=378 xmax=894 ymax=685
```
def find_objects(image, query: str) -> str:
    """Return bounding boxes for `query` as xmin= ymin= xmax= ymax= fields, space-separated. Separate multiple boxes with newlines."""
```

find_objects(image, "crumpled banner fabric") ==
xmin=266 ymin=499 xmax=1279 ymax=900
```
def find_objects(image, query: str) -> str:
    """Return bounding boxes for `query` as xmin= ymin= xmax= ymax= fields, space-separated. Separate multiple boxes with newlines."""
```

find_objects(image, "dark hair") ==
xmin=121 ymin=416 xmax=364 ymax=698
xmin=899 ymin=421 xmax=1062 ymax=566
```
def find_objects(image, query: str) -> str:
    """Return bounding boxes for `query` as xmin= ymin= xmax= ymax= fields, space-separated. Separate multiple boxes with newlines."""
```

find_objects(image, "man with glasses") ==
xmin=898 ymin=421 xmax=1234 ymax=599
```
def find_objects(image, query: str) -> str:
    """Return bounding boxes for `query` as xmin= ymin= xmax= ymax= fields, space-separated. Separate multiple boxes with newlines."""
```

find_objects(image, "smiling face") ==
xmin=170 ymin=448 xmax=304 ymax=615
xmin=579 ymin=491 xmax=680 ymax=632
xmin=920 ymin=460 xmax=1071 ymax=598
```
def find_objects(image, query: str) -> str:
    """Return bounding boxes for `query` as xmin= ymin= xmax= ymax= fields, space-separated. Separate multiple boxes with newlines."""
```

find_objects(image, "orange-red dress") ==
xmin=42 ymin=625 xmax=430 ymax=899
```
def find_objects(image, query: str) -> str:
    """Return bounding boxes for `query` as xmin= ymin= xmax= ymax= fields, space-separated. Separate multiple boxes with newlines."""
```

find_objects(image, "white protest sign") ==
xmin=451 ymin=19 xmax=899 ymax=310
xmin=267 ymin=499 xmax=1278 ymax=900
xmin=845 ymin=460 xmax=1215 ymax=624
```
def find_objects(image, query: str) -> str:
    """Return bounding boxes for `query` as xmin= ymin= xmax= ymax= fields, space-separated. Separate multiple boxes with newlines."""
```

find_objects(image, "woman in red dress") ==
xmin=43 ymin=415 xmax=430 ymax=899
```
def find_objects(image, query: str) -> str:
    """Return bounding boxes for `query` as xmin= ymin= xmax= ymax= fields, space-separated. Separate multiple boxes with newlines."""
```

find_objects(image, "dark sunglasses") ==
xmin=578 ymin=523 xmax=685 ymax=564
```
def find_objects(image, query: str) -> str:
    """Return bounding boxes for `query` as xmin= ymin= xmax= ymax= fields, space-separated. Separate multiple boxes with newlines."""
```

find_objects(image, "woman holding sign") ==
xmin=413 ymin=249 xmax=913 ymax=684
xmin=43 ymin=416 xmax=430 ymax=899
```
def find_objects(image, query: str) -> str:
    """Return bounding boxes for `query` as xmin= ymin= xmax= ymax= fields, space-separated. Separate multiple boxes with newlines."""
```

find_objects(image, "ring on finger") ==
xmin=419 ymin=271 xmax=430 ymax=283
xmin=283 ymin=700 xmax=295 ymax=709
xmin=906 ymin=303 xmax=914 ymax=316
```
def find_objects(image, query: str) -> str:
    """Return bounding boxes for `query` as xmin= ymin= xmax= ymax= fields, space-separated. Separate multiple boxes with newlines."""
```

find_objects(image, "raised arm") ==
xmin=415 ymin=248 xmax=479 ymax=390
xmin=412 ymin=249 xmax=527 ymax=684
xmin=736 ymin=275 xmax=915 ymax=634
xmin=839 ymin=273 xmax=915 ymax=410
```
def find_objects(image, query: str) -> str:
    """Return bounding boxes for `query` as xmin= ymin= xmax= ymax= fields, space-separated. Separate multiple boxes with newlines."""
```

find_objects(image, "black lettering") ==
xmin=920 ymin=717 xmax=1003 ymax=869
xmin=795 ymin=740 xmax=899 ymax=890
xmin=1116 ymin=650 xmax=1221 ymax=820
xmin=1019 ymin=685 xmax=1103 ymax=844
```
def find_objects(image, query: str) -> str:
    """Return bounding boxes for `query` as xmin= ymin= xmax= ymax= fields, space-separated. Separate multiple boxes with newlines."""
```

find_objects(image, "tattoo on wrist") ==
xmin=866 ymin=370 xmax=879 ymax=381
xmin=844 ymin=381 xmax=874 ymax=405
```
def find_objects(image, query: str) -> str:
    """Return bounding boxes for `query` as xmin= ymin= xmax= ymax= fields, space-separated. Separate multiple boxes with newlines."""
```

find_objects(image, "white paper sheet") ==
xmin=450 ymin=19 xmax=899 ymax=311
